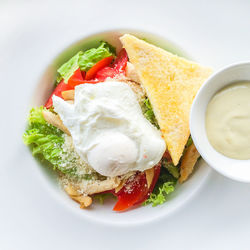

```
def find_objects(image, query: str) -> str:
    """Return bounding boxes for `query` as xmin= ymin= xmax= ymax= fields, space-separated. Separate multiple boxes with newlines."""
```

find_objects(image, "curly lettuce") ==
xmin=57 ymin=41 xmax=115 ymax=83
xmin=144 ymin=167 xmax=177 ymax=207
xmin=23 ymin=107 xmax=76 ymax=175
xmin=144 ymin=182 xmax=175 ymax=207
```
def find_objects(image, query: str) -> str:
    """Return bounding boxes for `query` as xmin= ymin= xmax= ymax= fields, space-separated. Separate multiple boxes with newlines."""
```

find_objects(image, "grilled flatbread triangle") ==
xmin=120 ymin=34 xmax=212 ymax=165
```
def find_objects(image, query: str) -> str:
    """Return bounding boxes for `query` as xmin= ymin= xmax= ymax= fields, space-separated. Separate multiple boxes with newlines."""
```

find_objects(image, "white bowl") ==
xmin=190 ymin=62 xmax=250 ymax=183
xmin=29 ymin=29 xmax=210 ymax=226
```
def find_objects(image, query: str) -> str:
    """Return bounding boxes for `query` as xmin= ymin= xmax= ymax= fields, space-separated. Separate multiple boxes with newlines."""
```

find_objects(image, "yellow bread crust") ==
xmin=120 ymin=34 xmax=212 ymax=165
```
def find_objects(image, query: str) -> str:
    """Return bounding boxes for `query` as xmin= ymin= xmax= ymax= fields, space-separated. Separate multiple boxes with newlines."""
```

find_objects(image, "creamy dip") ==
xmin=206 ymin=82 xmax=250 ymax=160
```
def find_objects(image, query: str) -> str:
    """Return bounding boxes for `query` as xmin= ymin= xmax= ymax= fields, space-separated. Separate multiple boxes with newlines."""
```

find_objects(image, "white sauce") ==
xmin=53 ymin=81 xmax=166 ymax=177
xmin=206 ymin=82 xmax=250 ymax=160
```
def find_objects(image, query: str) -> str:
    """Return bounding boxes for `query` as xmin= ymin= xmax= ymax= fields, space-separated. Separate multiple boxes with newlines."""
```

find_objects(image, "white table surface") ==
xmin=1 ymin=0 xmax=250 ymax=249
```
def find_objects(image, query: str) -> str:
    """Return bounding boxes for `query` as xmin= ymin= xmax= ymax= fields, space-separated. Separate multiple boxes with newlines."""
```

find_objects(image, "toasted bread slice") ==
xmin=120 ymin=34 xmax=212 ymax=165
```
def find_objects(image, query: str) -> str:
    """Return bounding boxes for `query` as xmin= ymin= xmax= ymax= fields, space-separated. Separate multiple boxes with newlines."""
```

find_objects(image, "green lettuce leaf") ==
xmin=23 ymin=129 xmax=64 ymax=165
xmin=57 ymin=42 xmax=115 ymax=83
xmin=57 ymin=51 xmax=83 ymax=83
xmin=23 ymin=107 xmax=76 ymax=175
xmin=143 ymin=98 xmax=159 ymax=128
xmin=144 ymin=182 xmax=175 ymax=207
xmin=144 ymin=166 xmax=177 ymax=207
xmin=93 ymin=193 xmax=116 ymax=204
xmin=186 ymin=136 xmax=193 ymax=148
xmin=28 ymin=106 xmax=47 ymax=125
xmin=78 ymin=41 xmax=114 ymax=71
xmin=162 ymin=159 xmax=180 ymax=179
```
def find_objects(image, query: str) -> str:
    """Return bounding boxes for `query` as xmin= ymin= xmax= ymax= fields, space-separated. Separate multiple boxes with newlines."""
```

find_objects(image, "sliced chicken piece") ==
xmin=72 ymin=195 xmax=92 ymax=209
xmin=125 ymin=80 xmax=145 ymax=103
xmin=62 ymin=90 xmax=75 ymax=100
xmin=179 ymin=143 xmax=200 ymax=183
xmin=145 ymin=167 xmax=154 ymax=188
xmin=78 ymin=177 xmax=121 ymax=195
xmin=64 ymin=183 xmax=79 ymax=196
xmin=125 ymin=62 xmax=140 ymax=83
xmin=42 ymin=110 xmax=70 ymax=135
xmin=64 ymin=183 xmax=92 ymax=209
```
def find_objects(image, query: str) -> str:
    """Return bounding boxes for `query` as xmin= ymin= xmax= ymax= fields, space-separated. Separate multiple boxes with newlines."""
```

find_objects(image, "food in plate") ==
xmin=23 ymin=34 xmax=212 ymax=211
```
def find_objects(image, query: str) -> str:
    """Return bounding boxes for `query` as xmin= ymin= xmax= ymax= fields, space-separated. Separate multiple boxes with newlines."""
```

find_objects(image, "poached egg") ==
xmin=53 ymin=81 xmax=166 ymax=177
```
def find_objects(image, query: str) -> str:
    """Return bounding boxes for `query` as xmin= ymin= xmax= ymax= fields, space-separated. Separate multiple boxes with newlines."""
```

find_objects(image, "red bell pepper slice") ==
xmin=95 ymin=49 xmax=128 ymax=81
xmin=113 ymin=172 xmax=148 ymax=212
xmin=67 ymin=68 xmax=85 ymax=88
xmin=81 ymin=71 xmax=86 ymax=79
xmin=85 ymin=56 xmax=113 ymax=80
xmin=44 ymin=80 xmax=74 ymax=109
xmin=67 ymin=68 xmax=103 ymax=88
xmin=133 ymin=163 xmax=161 ymax=206
xmin=112 ymin=163 xmax=161 ymax=212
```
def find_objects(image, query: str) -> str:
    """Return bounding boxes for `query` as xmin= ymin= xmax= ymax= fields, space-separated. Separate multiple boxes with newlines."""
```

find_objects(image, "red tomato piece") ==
xmin=113 ymin=48 xmax=128 ymax=72
xmin=44 ymin=80 xmax=73 ymax=109
xmin=95 ymin=67 xmax=118 ymax=81
xmin=85 ymin=56 xmax=113 ymax=80
xmin=113 ymin=172 xmax=148 ymax=212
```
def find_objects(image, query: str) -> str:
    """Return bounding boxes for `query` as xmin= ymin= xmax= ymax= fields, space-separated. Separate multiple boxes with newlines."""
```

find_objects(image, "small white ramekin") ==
xmin=190 ymin=62 xmax=250 ymax=183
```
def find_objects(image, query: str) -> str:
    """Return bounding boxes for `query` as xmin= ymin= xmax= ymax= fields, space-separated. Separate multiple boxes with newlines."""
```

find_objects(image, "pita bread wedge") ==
xmin=120 ymin=34 xmax=212 ymax=165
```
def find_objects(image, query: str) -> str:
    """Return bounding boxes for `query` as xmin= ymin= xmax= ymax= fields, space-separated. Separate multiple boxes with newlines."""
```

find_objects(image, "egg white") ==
xmin=53 ymin=81 xmax=166 ymax=177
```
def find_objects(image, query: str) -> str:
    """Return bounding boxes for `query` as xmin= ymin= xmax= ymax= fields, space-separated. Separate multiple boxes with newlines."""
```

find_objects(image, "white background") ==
xmin=1 ymin=0 xmax=250 ymax=249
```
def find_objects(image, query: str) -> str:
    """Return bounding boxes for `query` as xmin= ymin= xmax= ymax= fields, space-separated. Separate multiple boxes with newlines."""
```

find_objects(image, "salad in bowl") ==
xmin=23 ymin=33 xmax=212 ymax=212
